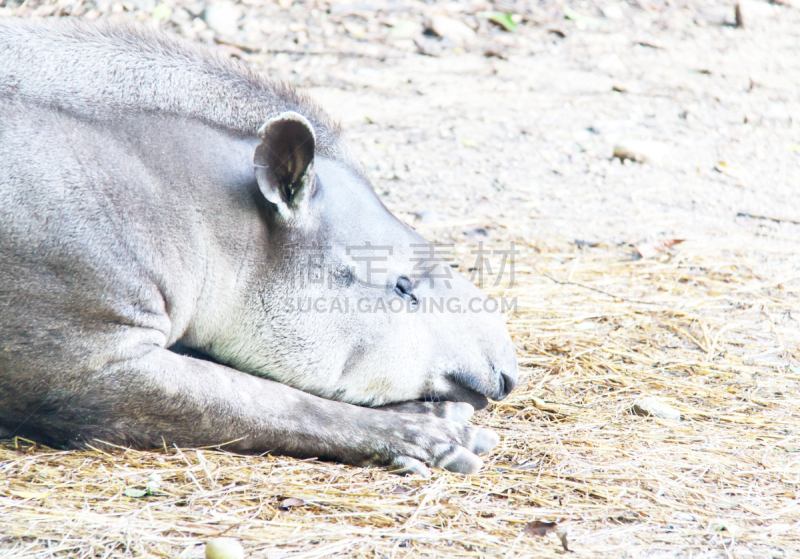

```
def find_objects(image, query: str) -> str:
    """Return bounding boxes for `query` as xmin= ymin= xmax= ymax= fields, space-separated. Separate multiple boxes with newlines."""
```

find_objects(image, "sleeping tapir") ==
xmin=0 ymin=18 xmax=517 ymax=475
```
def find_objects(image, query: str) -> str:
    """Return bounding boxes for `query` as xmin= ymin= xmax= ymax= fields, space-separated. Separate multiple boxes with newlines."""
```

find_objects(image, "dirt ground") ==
xmin=1 ymin=0 xmax=799 ymax=557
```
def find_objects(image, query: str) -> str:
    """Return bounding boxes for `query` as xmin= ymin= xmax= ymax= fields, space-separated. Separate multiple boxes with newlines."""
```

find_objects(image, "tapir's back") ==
xmin=0 ymin=18 xmax=347 ymax=160
xmin=0 ymin=17 xmax=266 ymax=129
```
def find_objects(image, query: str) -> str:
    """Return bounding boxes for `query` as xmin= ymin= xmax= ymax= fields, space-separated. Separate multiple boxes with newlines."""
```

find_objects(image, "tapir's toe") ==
xmin=375 ymin=408 xmax=500 ymax=476
xmin=470 ymin=428 xmax=500 ymax=455
xmin=433 ymin=445 xmax=484 ymax=474
xmin=390 ymin=456 xmax=431 ymax=477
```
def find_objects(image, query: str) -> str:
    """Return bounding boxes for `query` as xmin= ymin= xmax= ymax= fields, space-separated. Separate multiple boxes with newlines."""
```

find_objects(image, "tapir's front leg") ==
xmin=24 ymin=348 xmax=497 ymax=476
xmin=376 ymin=401 xmax=478 ymax=424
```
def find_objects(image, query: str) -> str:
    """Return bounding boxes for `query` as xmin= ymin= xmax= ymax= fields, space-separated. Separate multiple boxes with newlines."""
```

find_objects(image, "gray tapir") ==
xmin=0 ymin=18 xmax=518 ymax=475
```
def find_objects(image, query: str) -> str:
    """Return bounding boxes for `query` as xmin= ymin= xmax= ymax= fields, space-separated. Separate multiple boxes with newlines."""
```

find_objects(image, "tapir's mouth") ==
xmin=434 ymin=377 xmax=490 ymax=410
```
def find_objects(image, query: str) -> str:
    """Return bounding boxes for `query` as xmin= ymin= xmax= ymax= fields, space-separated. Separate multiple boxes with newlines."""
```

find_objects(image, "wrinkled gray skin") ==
xmin=0 ymin=19 xmax=518 ymax=476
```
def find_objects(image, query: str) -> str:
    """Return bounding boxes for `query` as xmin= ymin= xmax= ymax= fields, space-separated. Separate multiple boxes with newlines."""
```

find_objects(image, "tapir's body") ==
xmin=0 ymin=19 xmax=517 ymax=475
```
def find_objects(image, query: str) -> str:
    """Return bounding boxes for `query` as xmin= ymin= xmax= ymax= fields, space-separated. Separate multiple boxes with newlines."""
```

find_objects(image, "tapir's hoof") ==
xmin=375 ymin=410 xmax=500 ymax=476
xmin=433 ymin=445 xmax=484 ymax=474
xmin=389 ymin=449 xmax=483 ymax=476
xmin=390 ymin=456 xmax=431 ymax=477
xmin=471 ymin=428 xmax=500 ymax=455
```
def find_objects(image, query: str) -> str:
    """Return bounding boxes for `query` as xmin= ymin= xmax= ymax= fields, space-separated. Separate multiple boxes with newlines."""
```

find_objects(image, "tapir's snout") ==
xmin=498 ymin=369 xmax=518 ymax=400
xmin=486 ymin=337 xmax=519 ymax=401
xmin=401 ymin=258 xmax=521 ymax=410
xmin=437 ymin=326 xmax=519 ymax=410
xmin=492 ymin=338 xmax=520 ymax=400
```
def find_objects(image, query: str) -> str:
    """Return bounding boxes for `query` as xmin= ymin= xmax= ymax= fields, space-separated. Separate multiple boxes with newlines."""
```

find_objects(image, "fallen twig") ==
xmin=736 ymin=212 xmax=800 ymax=225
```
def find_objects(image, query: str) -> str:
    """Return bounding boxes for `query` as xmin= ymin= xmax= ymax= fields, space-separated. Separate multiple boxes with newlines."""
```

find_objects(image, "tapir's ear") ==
xmin=254 ymin=112 xmax=316 ymax=210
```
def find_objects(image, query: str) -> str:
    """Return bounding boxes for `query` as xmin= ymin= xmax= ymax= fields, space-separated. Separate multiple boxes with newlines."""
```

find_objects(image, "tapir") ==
xmin=0 ymin=18 xmax=518 ymax=475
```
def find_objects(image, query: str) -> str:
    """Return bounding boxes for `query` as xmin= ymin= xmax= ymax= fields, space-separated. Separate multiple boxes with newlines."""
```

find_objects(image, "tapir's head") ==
xmin=213 ymin=112 xmax=518 ymax=409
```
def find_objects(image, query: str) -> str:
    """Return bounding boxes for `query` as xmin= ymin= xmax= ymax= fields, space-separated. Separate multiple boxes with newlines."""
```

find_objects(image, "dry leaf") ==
xmin=123 ymin=487 xmax=148 ymax=498
xmin=632 ymin=397 xmax=682 ymax=421
xmin=523 ymin=520 xmax=558 ymax=537
xmin=714 ymin=161 xmax=742 ymax=181
xmin=10 ymin=490 xmax=52 ymax=500
xmin=391 ymin=485 xmax=413 ymax=494
xmin=531 ymin=396 xmax=573 ymax=416
xmin=279 ymin=497 xmax=305 ymax=509
xmin=634 ymin=238 xmax=684 ymax=259
xmin=557 ymin=529 xmax=571 ymax=552
xmin=524 ymin=521 xmax=573 ymax=552
xmin=483 ymin=47 xmax=508 ymax=59
xmin=214 ymin=44 xmax=245 ymax=59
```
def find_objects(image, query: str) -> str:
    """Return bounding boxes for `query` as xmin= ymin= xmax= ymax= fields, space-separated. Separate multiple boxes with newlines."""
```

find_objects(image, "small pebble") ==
xmin=413 ymin=210 xmax=440 ymax=224
xmin=735 ymin=0 xmax=777 ymax=28
xmin=205 ymin=538 xmax=245 ymax=559
xmin=388 ymin=20 xmax=418 ymax=41
xmin=613 ymin=140 xmax=669 ymax=165
xmin=709 ymin=519 xmax=742 ymax=536
xmin=601 ymin=5 xmax=625 ymax=20
xmin=429 ymin=15 xmax=476 ymax=46
xmin=203 ymin=1 xmax=241 ymax=37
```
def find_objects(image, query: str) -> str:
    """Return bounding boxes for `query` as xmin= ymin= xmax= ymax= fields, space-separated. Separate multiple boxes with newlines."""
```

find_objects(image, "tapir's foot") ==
xmin=362 ymin=403 xmax=498 ymax=477
xmin=379 ymin=413 xmax=499 ymax=477
xmin=375 ymin=401 xmax=475 ymax=424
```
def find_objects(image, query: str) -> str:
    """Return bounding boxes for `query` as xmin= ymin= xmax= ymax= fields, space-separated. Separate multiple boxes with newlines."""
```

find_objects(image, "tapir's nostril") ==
xmin=499 ymin=372 xmax=517 ymax=399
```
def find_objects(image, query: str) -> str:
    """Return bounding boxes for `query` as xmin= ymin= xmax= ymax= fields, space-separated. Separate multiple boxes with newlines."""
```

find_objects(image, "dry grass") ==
xmin=2 ymin=231 xmax=799 ymax=558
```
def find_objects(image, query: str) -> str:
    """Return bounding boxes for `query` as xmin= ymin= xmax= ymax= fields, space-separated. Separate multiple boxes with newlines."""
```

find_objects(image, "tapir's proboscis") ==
xmin=0 ymin=19 xmax=518 ymax=476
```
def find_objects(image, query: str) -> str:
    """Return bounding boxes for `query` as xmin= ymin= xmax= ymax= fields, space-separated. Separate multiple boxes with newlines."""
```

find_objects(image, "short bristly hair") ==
xmin=0 ymin=18 xmax=359 ymax=168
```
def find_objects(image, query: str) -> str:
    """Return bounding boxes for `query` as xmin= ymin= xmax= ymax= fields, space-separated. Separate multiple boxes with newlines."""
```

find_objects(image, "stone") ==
xmin=414 ymin=33 xmax=442 ymax=57
xmin=151 ymin=4 xmax=172 ymax=21
xmin=205 ymin=538 xmax=245 ymax=559
xmin=613 ymin=140 xmax=669 ymax=165
xmin=203 ymin=1 xmax=242 ymax=37
xmin=428 ymin=15 xmax=476 ymax=47
xmin=388 ymin=20 xmax=418 ymax=41
xmin=601 ymin=5 xmax=625 ymax=20
xmin=735 ymin=0 xmax=777 ymax=28
xmin=631 ymin=397 xmax=682 ymax=421
xmin=413 ymin=210 xmax=440 ymax=224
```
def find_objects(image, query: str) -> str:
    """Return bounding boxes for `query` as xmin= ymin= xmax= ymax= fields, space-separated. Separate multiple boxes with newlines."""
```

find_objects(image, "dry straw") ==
xmin=2 ymin=230 xmax=799 ymax=557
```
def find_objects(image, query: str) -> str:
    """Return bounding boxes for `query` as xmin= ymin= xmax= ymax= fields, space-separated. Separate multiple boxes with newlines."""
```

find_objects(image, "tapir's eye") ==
xmin=333 ymin=265 xmax=354 ymax=287
xmin=394 ymin=276 xmax=414 ymax=299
